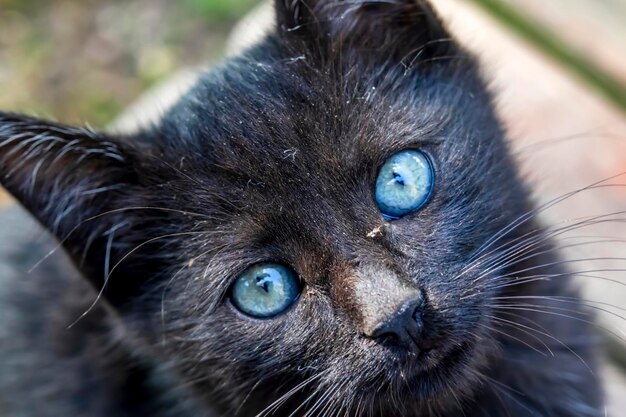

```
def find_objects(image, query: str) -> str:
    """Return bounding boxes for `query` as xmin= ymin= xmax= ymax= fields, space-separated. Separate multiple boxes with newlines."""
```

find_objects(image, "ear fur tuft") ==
xmin=0 ymin=112 xmax=134 ymax=235
xmin=275 ymin=0 xmax=456 ymax=63
xmin=0 ymin=112 xmax=145 ymax=304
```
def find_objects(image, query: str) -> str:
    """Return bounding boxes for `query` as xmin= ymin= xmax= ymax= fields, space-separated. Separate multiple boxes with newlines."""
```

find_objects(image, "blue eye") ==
xmin=375 ymin=150 xmax=434 ymax=218
xmin=231 ymin=263 xmax=301 ymax=318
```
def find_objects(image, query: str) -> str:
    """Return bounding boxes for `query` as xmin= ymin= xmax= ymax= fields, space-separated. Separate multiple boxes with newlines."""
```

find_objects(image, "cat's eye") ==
xmin=375 ymin=150 xmax=434 ymax=218
xmin=231 ymin=263 xmax=302 ymax=318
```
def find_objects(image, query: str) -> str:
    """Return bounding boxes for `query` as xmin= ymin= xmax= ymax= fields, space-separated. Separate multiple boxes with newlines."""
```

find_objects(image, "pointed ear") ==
xmin=0 ymin=112 xmax=144 ymax=304
xmin=0 ymin=112 xmax=136 ymax=233
xmin=275 ymin=0 xmax=456 ymax=63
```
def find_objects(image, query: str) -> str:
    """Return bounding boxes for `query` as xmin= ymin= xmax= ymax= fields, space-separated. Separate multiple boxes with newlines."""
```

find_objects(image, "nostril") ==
xmin=412 ymin=303 xmax=423 ymax=326
xmin=366 ymin=296 xmax=425 ymax=351
xmin=370 ymin=320 xmax=403 ymax=343
xmin=372 ymin=331 xmax=401 ymax=347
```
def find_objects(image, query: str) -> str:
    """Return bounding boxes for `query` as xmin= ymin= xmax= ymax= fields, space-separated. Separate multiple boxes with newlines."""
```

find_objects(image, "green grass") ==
xmin=183 ymin=0 xmax=260 ymax=22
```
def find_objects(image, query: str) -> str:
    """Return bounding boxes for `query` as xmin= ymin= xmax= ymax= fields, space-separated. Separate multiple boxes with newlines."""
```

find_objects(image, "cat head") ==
xmin=0 ymin=0 xmax=531 ymax=415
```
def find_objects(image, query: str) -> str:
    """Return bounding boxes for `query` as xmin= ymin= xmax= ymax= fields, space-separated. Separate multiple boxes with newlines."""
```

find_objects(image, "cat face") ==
xmin=0 ymin=0 xmax=531 ymax=415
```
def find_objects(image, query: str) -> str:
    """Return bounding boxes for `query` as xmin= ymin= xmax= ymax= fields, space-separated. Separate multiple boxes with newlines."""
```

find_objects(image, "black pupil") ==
xmin=256 ymin=274 xmax=271 ymax=293
xmin=392 ymin=171 xmax=405 ymax=186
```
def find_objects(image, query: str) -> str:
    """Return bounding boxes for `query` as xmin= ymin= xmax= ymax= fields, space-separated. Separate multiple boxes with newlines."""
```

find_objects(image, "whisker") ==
xmin=28 ymin=206 xmax=214 ymax=272
xmin=255 ymin=371 xmax=326 ymax=417
xmin=68 ymin=231 xmax=209 ymax=328
xmin=490 ymin=305 xmax=626 ymax=342
xmin=488 ymin=271 xmax=626 ymax=292
xmin=477 ymin=323 xmax=548 ymax=356
xmin=489 ymin=315 xmax=555 ymax=356
xmin=463 ymin=211 xmax=626 ymax=282
xmin=467 ymin=174 xmax=626 ymax=265
xmin=499 ymin=257 xmax=626 ymax=279
xmin=492 ymin=295 xmax=626 ymax=316
xmin=476 ymin=371 xmax=538 ymax=416
xmin=488 ymin=314 xmax=593 ymax=373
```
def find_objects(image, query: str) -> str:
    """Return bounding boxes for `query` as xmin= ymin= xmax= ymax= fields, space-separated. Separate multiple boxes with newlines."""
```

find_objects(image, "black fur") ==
xmin=0 ymin=0 xmax=603 ymax=416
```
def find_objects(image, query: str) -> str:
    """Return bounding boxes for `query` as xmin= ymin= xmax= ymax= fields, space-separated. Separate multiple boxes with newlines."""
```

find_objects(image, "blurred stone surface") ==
xmin=510 ymin=0 xmax=626 ymax=84
xmin=110 ymin=67 xmax=199 ymax=133
xmin=0 ymin=193 xmax=10 ymax=207
xmin=605 ymin=363 xmax=626 ymax=415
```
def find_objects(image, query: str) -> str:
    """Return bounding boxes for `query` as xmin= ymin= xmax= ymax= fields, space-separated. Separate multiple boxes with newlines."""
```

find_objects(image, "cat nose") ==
xmin=346 ymin=263 xmax=425 ymax=351
xmin=367 ymin=296 xmax=424 ymax=351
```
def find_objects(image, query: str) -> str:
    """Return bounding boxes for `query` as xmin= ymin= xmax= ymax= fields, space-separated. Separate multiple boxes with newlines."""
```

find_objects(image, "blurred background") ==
xmin=1 ymin=0 xmax=626 ymax=410
xmin=0 ymin=0 xmax=259 ymax=126
xmin=0 ymin=0 xmax=624 ymax=127
xmin=0 ymin=0 xmax=258 ymax=207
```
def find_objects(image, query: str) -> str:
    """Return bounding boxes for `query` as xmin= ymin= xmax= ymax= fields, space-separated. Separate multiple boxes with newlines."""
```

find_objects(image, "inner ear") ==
xmin=0 ymin=112 xmax=145 ymax=305
xmin=275 ymin=0 xmax=456 ymax=64
xmin=0 ymin=112 xmax=136 ymax=234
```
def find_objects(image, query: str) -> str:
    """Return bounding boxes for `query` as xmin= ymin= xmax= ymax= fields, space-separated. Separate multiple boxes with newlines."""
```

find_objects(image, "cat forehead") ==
xmin=150 ymin=39 xmax=495 ymax=230
xmin=159 ymin=54 xmax=473 ymax=176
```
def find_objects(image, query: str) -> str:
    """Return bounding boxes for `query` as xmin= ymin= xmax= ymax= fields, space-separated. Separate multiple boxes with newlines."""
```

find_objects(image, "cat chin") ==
xmin=322 ymin=346 xmax=484 ymax=417
xmin=402 ymin=343 xmax=480 ymax=394
xmin=346 ymin=339 xmax=487 ymax=414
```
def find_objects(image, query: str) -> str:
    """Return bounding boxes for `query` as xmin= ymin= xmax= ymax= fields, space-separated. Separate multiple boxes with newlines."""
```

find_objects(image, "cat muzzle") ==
xmin=352 ymin=264 xmax=425 ymax=352
xmin=367 ymin=297 xmax=425 ymax=352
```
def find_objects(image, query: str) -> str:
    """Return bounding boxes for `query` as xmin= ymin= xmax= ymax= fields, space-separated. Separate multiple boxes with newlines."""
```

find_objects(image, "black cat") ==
xmin=0 ymin=1 xmax=603 ymax=416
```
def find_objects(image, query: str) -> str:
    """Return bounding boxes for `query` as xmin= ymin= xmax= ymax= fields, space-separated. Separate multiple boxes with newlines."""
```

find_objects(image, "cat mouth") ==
xmin=347 ymin=340 xmax=477 ymax=413
xmin=394 ymin=340 xmax=475 ymax=392
xmin=413 ymin=341 xmax=471 ymax=372
xmin=371 ymin=328 xmax=475 ymax=380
